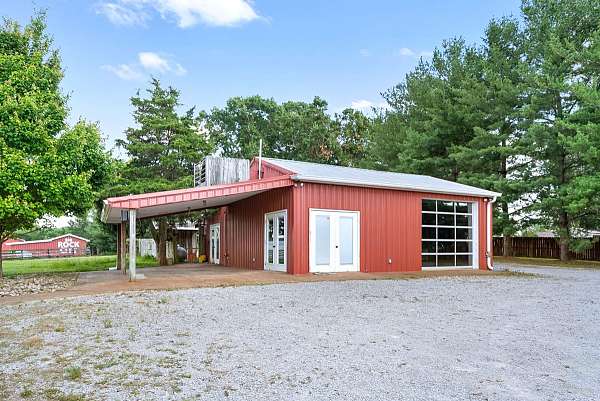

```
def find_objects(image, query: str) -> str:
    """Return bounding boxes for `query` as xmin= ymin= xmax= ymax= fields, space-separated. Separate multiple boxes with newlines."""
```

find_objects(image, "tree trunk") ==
xmin=500 ymin=198 xmax=512 ymax=257
xmin=158 ymin=219 xmax=168 ymax=266
xmin=503 ymin=234 xmax=513 ymax=257
xmin=172 ymin=235 xmax=178 ymax=265
xmin=558 ymin=211 xmax=570 ymax=262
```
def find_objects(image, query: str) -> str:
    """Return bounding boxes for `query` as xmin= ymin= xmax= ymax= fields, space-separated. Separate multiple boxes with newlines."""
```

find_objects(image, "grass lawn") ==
xmin=1 ymin=255 xmax=159 ymax=277
xmin=496 ymin=256 xmax=600 ymax=269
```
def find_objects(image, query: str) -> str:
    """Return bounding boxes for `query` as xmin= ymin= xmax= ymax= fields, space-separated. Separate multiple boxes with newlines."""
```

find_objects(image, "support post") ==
xmin=120 ymin=222 xmax=127 ymax=275
xmin=129 ymin=209 xmax=137 ymax=281
xmin=116 ymin=225 xmax=122 ymax=270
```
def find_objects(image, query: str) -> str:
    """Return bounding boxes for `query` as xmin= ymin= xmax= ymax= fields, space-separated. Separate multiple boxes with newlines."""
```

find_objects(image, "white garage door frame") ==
xmin=421 ymin=200 xmax=479 ymax=271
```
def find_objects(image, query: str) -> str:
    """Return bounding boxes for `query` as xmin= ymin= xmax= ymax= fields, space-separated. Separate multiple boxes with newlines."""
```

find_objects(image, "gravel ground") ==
xmin=0 ymin=273 xmax=77 ymax=297
xmin=1 ymin=266 xmax=599 ymax=401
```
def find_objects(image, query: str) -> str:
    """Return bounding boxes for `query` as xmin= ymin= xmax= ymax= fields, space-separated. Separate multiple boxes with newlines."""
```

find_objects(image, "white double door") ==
xmin=209 ymin=223 xmax=220 ymax=264
xmin=310 ymin=209 xmax=360 ymax=273
xmin=264 ymin=210 xmax=287 ymax=272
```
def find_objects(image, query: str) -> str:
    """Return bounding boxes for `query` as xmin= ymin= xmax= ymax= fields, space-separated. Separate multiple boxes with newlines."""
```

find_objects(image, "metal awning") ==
xmin=101 ymin=175 xmax=294 ymax=224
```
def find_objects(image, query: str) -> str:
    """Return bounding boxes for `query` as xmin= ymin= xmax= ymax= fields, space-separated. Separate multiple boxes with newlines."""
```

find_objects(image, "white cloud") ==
xmin=351 ymin=100 xmax=374 ymax=111
xmin=101 ymin=64 xmax=144 ymax=80
xmin=103 ymin=52 xmax=187 ymax=80
xmin=396 ymin=47 xmax=433 ymax=59
xmin=95 ymin=2 xmax=148 ymax=26
xmin=139 ymin=52 xmax=170 ymax=72
xmin=96 ymin=0 xmax=261 ymax=28
xmin=397 ymin=47 xmax=415 ymax=57
xmin=138 ymin=52 xmax=187 ymax=75
xmin=359 ymin=48 xmax=370 ymax=57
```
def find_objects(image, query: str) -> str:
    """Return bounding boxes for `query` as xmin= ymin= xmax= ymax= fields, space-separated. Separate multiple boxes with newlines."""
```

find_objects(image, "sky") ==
xmin=5 ymin=0 xmax=523 ymax=153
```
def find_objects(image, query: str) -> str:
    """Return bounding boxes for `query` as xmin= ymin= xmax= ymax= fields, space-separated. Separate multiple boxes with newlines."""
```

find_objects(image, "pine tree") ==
xmin=518 ymin=0 xmax=600 ymax=261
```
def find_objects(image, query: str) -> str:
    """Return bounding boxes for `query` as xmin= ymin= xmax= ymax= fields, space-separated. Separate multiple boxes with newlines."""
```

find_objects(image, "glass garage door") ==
xmin=421 ymin=199 xmax=475 ymax=268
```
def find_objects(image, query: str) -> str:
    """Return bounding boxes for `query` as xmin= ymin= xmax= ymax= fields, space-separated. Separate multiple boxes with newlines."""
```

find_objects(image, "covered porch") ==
xmin=101 ymin=175 xmax=294 ymax=281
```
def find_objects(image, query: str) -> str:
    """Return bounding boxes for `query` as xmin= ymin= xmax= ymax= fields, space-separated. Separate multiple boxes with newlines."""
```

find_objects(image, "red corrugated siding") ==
xmin=207 ymin=187 xmax=294 ymax=271
xmin=2 ymin=235 xmax=88 ymax=257
xmin=249 ymin=158 xmax=293 ymax=180
xmin=207 ymin=182 xmax=491 ymax=275
xmin=289 ymin=183 xmax=490 ymax=274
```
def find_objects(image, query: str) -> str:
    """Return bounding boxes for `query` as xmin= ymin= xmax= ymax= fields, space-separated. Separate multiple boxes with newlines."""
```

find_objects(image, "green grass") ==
xmin=1 ymin=255 xmax=158 ymax=277
xmin=64 ymin=366 xmax=82 ymax=380
xmin=496 ymin=256 xmax=600 ymax=269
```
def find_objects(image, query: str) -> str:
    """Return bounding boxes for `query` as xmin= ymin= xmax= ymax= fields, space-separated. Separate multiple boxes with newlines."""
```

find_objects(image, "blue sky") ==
xmin=6 ymin=0 xmax=522 ymax=150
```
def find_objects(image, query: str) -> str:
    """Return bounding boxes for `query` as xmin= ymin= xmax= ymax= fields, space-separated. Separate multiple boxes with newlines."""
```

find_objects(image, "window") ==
xmin=421 ymin=199 xmax=474 ymax=268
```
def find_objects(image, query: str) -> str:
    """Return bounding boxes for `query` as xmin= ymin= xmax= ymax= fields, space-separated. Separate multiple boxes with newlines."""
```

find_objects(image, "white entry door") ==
xmin=309 ymin=209 xmax=360 ymax=273
xmin=209 ymin=223 xmax=220 ymax=264
xmin=264 ymin=210 xmax=287 ymax=272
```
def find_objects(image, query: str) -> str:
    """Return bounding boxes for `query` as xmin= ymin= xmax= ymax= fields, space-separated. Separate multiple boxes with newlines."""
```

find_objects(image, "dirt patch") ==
xmin=0 ymin=273 xmax=77 ymax=298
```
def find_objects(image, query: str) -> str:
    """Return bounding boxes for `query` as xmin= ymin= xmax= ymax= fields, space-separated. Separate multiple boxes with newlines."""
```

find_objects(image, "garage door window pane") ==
xmin=422 ymin=227 xmax=436 ymax=239
xmin=456 ymin=228 xmax=472 ymax=240
xmin=456 ymin=202 xmax=471 ymax=213
xmin=422 ymin=255 xmax=436 ymax=267
xmin=437 ymin=201 xmax=454 ymax=213
xmin=422 ymin=241 xmax=436 ymax=253
xmin=456 ymin=241 xmax=472 ymax=253
xmin=438 ymin=214 xmax=455 ymax=226
xmin=438 ymin=255 xmax=455 ymax=267
xmin=456 ymin=215 xmax=471 ymax=226
xmin=422 ymin=199 xmax=436 ymax=212
xmin=422 ymin=213 xmax=436 ymax=225
xmin=437 ymin=241 xmax=455 ymax=253
xmin=438 ymin=227 xmax=455 ymax=239
xmin=456 ymin=254 xmax=472 ymax=266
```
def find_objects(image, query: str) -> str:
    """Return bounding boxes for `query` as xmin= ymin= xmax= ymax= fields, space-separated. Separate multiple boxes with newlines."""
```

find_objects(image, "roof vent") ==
xmin=193 ymin=156 xmax=250 ymax=187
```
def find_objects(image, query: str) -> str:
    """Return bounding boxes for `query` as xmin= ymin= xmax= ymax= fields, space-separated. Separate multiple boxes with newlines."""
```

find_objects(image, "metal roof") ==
xmin=263 ymin=158 xmax=501 ymax=198
xmin=101 ymin=175 xmax=294 ymax=224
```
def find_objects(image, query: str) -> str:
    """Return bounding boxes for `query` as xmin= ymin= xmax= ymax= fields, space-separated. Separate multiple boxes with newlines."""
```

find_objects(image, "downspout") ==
xmin=486 ymin=196 xmax=497 ymax=270
xmin=258 ymin=138 xmax=263 ymax=180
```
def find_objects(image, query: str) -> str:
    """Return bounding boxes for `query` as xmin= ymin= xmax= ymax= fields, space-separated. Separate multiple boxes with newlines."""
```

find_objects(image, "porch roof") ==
xmin=101 ymin=175 xmax=294 ymax=224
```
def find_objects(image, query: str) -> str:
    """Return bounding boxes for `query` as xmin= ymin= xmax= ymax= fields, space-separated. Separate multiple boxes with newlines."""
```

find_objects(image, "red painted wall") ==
xmin=1 ymin=235 xmax=88 ymax=257
xmin=249 ymin=158 xmax=293 ymax=180
xmin=207 ymin=187 xmax=294 ymax=270
xmin=290 ymin=183 xmax=488 ymax=274
xmin=208 ymin=181 xmax=491 ymax=275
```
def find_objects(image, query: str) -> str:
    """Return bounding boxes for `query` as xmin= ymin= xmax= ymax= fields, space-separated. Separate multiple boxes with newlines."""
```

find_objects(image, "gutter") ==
xmin=290 ymin=175 xmax=502 ymax=199
xmin=486 ymin=196 xmax=497 ymax=270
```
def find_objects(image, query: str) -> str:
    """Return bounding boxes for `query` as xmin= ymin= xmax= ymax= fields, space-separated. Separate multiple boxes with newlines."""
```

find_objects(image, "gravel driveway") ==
xmin=1 ymin=266 xmax=599 ymax=401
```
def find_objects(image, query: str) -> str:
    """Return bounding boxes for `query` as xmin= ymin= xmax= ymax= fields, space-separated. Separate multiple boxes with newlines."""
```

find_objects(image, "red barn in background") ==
xmin=1 ymin=234 xmax=89 ymax=258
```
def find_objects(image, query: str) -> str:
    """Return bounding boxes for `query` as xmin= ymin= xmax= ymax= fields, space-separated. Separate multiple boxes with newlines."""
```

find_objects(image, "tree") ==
xmin=374 ymin=38 xmax=486 ymax=180
xmin=518 ymin=0 xmax=600 ymax=261
xmin=0 ymin=14 xmax=111 ymax=278
xmin=451 ymin=17 xmax=530 ymax=256
xmin=204 ymin=95 xmax=278 ymax=159
xmin=205 ymin=95 xmax=371 ymax=165
xmin=333 ymin=108 xmax=372 ymax=167
xmin=114 ymin=78 xmax=213 ymax=265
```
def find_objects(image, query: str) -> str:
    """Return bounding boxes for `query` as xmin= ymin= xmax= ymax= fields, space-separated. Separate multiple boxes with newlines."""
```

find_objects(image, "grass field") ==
xmin=1 ymin=255 xmax=158 ymax=277
xmin=496 ymin=256 xmax=600 ymax=268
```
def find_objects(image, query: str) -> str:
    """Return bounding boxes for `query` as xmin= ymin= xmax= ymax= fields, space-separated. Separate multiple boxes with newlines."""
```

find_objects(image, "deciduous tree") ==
xmin=0 ymin=14 xmax=111 ymax=278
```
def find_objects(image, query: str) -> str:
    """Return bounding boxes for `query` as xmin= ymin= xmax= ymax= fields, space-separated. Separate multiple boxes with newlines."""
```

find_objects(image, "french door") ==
xmin=309 ymin=209 xmax=360 ymax=273
xmin=209 ymin=223 xmax=220 ymax=264
xmin=264 ymin=210 xmax=287 ymax=272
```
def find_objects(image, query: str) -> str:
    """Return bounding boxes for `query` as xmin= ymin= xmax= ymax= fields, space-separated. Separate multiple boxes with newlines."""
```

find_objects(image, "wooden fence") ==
xmin=493 ymin=237 xmax=600 ymax=261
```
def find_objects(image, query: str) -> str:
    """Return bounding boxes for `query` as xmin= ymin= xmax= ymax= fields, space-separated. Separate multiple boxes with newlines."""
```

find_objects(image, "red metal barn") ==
xmin=102 ymin=158 xmax=500 ymax=278
xmin=1 ymin=234 xmax=89 ymax=258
